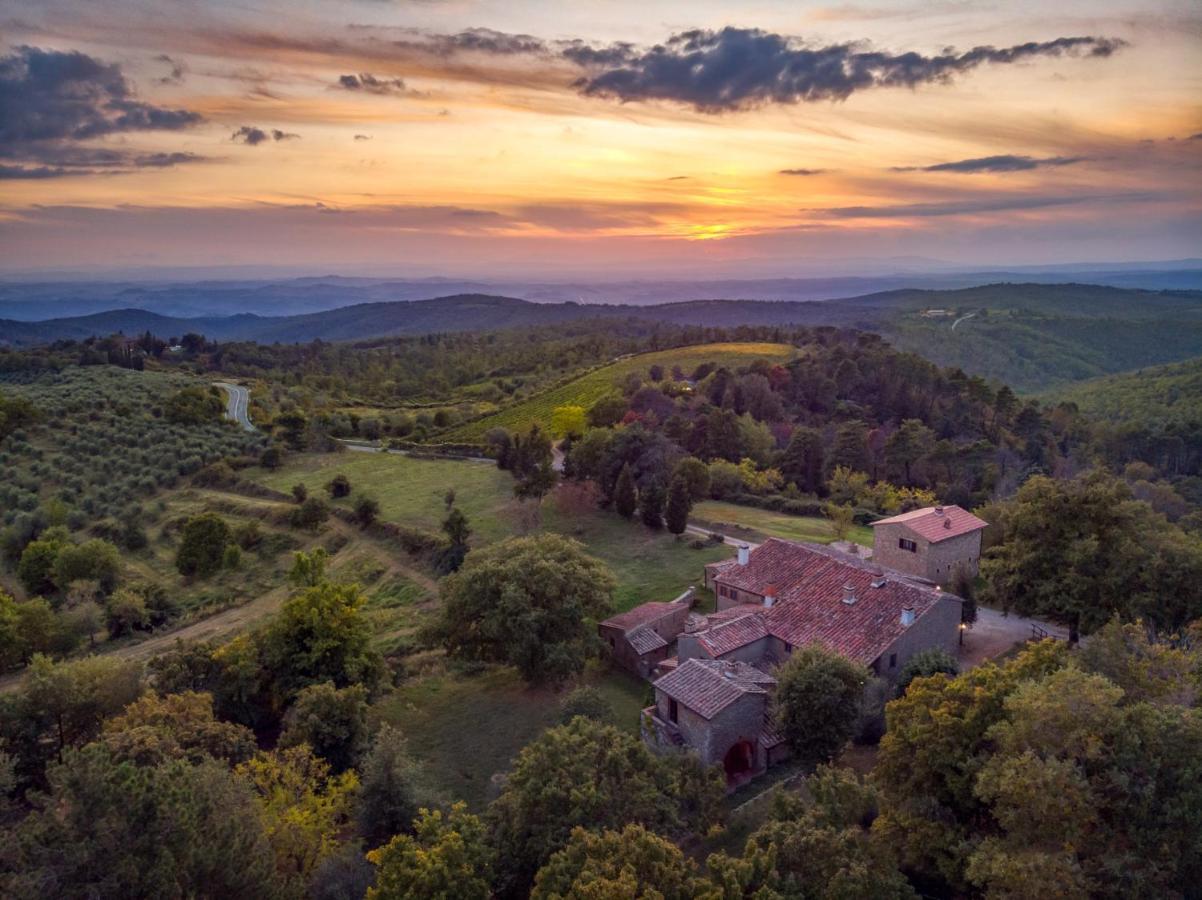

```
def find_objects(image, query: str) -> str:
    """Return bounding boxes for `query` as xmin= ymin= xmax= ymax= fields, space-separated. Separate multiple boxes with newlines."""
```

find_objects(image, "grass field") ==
xmin=437 ymin=342 xmax=797 ymax=442
xmin=248 ymin=451 xmax=732 ymax=612
xmin=374 ymin=664 xmax=648 ymax=809
xmin=692 ymin=500 xmax=874 ymax=547
xmin=252 ymin=451 xmax=518 ymax=542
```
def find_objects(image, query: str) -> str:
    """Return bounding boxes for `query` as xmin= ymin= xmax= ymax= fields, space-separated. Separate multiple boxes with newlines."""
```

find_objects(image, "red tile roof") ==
xmin=704 ymin=539 xmax=954 ymax=664
xmin=654 ymin=659 xmax=775 ymax=719
xmin=871 ymin=505 xmax=987 ymax=543
xmin=601 ymin=601 xmax=678 ymax=633
xmin=627 ymin=626 xmax=668 ymax=655
xmin=695 ymin=612 xmax=769 ymax=657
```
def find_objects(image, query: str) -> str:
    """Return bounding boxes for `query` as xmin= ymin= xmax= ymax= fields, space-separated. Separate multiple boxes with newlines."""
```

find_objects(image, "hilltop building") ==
xmin=614 ymin=506 xmax=977 ymax=787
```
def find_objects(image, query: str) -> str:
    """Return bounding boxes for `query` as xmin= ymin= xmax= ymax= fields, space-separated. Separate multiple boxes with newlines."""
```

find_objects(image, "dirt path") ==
xmin=0 ymin=490 xmax=438 ymax=688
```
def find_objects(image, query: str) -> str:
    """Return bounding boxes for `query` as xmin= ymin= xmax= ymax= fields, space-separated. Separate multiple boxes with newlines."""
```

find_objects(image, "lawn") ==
xmin=374 ymin=664 xmax=649 ymax=809
xmin=249 ymin=451 xmax=734 ymax=611
xmin=250 ymin=450 xmax=518 ymax=542
xmin=691 ymin=500 xmax=874 ymax=547
xmin=438 ymin=342 xmax=797 ymax=442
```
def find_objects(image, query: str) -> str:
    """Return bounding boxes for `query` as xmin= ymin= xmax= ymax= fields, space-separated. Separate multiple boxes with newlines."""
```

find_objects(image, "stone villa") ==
xmin=871 ymin=505 xmax=987 ymax=585
xmin=601 ymin=505 xmax=980 ymax=786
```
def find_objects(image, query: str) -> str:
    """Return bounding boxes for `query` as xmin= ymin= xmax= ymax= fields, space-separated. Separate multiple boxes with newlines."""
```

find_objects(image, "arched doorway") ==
xmin=723 ymin=739 xmax=755 ymax=781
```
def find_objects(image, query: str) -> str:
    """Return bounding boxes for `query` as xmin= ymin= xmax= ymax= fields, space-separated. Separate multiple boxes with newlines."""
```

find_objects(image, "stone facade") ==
xmin=650 ymin=686 xmax=769 ymax=772
xmin=868 ymin=592 xmax=962 ymax=680
xmin=872 ymin=522 xmax=982 ymax=585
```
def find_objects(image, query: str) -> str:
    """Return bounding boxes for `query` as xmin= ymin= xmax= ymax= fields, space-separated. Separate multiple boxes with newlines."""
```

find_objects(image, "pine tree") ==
xmin=665 ymin=475 xmax=692 ymax=536
xmin=614 ymin=464 xmax=637 ymax=519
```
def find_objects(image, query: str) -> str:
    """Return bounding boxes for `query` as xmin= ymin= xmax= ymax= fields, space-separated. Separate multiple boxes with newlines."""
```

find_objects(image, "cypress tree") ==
xmin=614 ymin=464 xmax=637 ymax=519
xmin=665 ymin=475 xmax=692 ymax=536
xmin=639 ymin=480 xmax=666 ymax=529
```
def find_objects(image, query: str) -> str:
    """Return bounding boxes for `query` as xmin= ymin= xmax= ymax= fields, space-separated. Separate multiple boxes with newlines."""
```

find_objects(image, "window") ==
xmin=899 ymin=538 xmax=917 ymax=553
xmin=889 ymin=653 xmax=897 ymax=669
xmin=784 ymin=642 xmax=793 ymax=654
xmin=669 ymin=699 xmax=678 ymax=723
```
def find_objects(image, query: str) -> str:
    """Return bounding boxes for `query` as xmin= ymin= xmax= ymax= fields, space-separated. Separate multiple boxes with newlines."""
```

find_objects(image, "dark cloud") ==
xmin=232 ymin=126 xmax=299 ymax=145
xmin=819 ymin=192 xmax=1156 ymax=218
xmin=428 ymin=27 xmax=546 ymax=56
xmin=336 ymin=73 xmax=416 ymax=95
xmin=134 ymin=151 xmax=205 ymax=168
xmin=155 ymin=54 xmax=186 ymax=85
xmin=0 ymin=164 xmax=69 ymax=180
xmin=0 ymin=46 xmax=202 ymax=144
xmin=892 ymin=154 xmax=1088 ymax=173
xmin=780 ymin=168 xmax=826 ymax=176
xmin=0 ymin=46 xmax=204 ymax=177
xmin=568 ymin=28 xmax=1126 ymax=112
xmin=1189 ymin=132 xmax=1202 ymax=141
xmin=353 ymin=134 xmax=372 ymax=141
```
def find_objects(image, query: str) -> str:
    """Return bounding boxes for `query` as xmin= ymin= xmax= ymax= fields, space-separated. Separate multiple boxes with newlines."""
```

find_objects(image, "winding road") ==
xmin=215 ymin=382 xmax=255 ymax=432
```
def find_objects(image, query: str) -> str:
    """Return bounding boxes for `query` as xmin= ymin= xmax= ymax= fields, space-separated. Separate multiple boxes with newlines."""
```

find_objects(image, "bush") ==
xmin=326 ymin=474 xmax=351 ymax=499
xmin=222 ymin=544 xmax=242 ymax=570
xmin=175 ymin=513 xmax=232 ymax=578
xmin=291 ymin=483 xmax=308 ymax=504
xmin=558 ymin=686 xmax=614 ymax=724
xmin=896 ymin=648 xmax=958 ymax=695
xmin=291 ymin=497 xmax=329 ymax=531
xmin=353 ymin=494 xmax=380 ymax=527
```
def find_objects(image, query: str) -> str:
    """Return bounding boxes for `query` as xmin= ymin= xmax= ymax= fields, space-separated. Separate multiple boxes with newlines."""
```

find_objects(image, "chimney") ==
xmin=934 ymin=506 xmax=944 ymax=516
xmin=943 ymin=517 xmax=952 ymax=530
xmin=763 ymin=584 xmax=777 ymax=608
xmin=900 ymin=607 xmax=916 ymax=627
xmin=842 ymin=583 xmax=857 ymax=605
xmin=737 ymin=543 xmax=750 ymax=566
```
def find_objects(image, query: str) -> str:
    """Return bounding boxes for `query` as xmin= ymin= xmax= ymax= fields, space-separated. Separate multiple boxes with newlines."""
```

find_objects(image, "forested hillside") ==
xmin=5 ymin=283 xmax=1201 ymax=393
xmin=1044 ymin=356 xmax=1202 ymax=424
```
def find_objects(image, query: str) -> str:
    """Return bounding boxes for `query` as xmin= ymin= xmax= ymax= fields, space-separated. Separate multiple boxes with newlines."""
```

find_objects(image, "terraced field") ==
xmin=436 ymin=342 xmax=797 ymax=442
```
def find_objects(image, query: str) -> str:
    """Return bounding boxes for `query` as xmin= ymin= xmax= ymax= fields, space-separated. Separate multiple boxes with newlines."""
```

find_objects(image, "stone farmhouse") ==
xmin=871 ymin=504 xmax=987 ymax=585
xmin=603 ymin=506 xmax=976 ymax=787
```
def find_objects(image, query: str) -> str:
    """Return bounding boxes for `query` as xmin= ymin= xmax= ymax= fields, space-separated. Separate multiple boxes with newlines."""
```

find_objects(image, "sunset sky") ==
xmin=1 ymin=0 xmax=1199 ymax=277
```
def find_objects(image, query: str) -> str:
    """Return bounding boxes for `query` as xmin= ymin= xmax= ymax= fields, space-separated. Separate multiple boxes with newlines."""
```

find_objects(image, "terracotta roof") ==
xmin=627 ymin=626 xmax=668 ymax=655
xmin=871 ymin=505 xmax=987 ymax=543
xmin=601 ymin=601 xmax=678 ymax=633
xmin=695 ymin=612 xmax=769 ymax=657
xmin=702 ymin=539 xmax=955 ymax=664
xmin=654 ymin=659 xmax=775 ymax=719
xmin=759 ymin=717 xmax=786 ymax=749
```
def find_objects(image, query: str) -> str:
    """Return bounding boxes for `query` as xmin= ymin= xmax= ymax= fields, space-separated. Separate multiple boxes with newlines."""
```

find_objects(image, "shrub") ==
xmin=291 ymin=497 xmax=329 ymax=531
xmin=896 ymin=648 xmax=958 ymax=695
xmin=326 ymin=474 xmax=351 ymax=499
xmin=175 ymin=513 xmax=232 ymax=578
xmin=558 ymin=686 xmax=613 ymax=724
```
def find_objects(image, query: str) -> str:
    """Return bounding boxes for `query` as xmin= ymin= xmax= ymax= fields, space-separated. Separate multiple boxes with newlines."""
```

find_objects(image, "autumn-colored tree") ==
xmin=533 ymin=824 xmax=710 ymax=900
xmin=550 ymin=405 xmax=587 ymax=439
xmin=100 ymin=690 xmax=256 ymax=766
xmin=237 ymin=745 xmax=359 ymax=884
xmin=368 ymin=803 xmax=493 ymax=900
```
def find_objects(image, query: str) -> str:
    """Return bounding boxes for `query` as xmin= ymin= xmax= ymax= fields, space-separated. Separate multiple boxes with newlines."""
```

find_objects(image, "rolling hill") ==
xmin=438 ymin=342 xmax=798 ymax=442
xmin=3 ymin=283 xmax=1201 ymax=392
xmin=1041 ymin=357 xmax=1202 ymax=426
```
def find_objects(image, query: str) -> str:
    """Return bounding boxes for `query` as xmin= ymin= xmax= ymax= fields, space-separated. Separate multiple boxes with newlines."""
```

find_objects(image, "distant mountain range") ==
xmin=2 ymin=263 xmax=1201 ymax=321
xmin=3 ymin=283 xmax=1202 ymax=392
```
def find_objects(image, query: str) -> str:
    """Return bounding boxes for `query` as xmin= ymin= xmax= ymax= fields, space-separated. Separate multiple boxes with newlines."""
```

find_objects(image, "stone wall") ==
xmin=872 ymin=523 xmax=981 ymax=585
xmin=871 ymin=593 xmax=962 ymax=680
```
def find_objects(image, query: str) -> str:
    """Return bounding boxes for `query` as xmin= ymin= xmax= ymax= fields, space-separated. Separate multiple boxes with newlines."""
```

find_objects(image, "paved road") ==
xmin=215 ymin=382 xmax=255 ymax=432
xmin=951 ymin=311 xmax=977 ymax=331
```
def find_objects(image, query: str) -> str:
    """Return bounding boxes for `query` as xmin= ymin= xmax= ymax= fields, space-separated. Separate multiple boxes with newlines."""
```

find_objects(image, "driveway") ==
xmin=959 ymin=605 xmax=1069 ymax=668
xmin=215 ymin=382 xmax=255 ymax=432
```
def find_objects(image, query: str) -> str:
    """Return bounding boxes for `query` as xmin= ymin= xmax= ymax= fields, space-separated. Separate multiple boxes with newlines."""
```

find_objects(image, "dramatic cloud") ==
xmin=231 ymin=126 xmax=299 ymax=145
xmin=892 ymin=154 xmax=1088 ymax=173
xmin=134 ymin=151 xmax=205 ymax=168
xmin=353 ymin=134 xmax=372 ymax=141
xmin=423 ymin=27 xmax=547 ymax=57
xmin=0 ymin=46 xmax=204 ymax=178
xmin=780 ymin=168 xmax=826 ymax=176
xmin=1190 ymin=132 xmax=1202 ymax=141
xmin=568 ymin=28 xmax=1126 ymax=111
xmin=337 ymin=72 xmax=413 ymax=94
xmin=0 ymin=46 xmax=202 ymax=144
